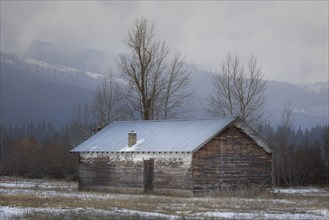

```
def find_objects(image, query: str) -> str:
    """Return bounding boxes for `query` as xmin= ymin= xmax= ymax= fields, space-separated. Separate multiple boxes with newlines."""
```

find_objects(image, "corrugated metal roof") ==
xmin=70 ymin=117 xmax=236 ymax=153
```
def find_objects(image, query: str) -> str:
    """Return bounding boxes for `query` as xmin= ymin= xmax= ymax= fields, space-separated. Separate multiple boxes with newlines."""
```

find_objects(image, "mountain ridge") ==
xmin=1 ymin=51 xmax=328 ymax=129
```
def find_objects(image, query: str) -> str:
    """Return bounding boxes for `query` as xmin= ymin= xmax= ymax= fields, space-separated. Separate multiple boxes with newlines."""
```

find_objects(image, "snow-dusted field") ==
xmin=1 ymin=176 xmax=328 ymax=219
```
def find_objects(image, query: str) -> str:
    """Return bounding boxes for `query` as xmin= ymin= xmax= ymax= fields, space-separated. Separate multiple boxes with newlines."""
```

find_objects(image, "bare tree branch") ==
xmin=92 ymin=71 xmax=126 ymax=127
xmin=208 ymin=53 xmax=267 ymax=127
xmin=71 ymin=102 xmax=94 ymax=144
xmin=119 ymin=18 xmax=192 ymax=120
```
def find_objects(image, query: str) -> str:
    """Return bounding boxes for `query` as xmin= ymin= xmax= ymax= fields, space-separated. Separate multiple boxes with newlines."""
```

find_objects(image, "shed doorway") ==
xmin=143 ymin=159 xmax=154 ymax=193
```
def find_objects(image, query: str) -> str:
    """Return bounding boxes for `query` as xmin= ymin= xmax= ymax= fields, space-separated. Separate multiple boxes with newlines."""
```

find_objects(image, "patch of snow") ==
xmin=85 ymin=71 xmax=104 ymax=79
xmin=272 ymin=187 xmax=329 ymax=196
xmin=0 ymin=188 xmax=113 ymax=200
xmin=0 ymin=177 xmax=77 ymax=190
xmin=0 ymin=206 xmax=178 ymax=220
xmin=14 ymin=54 xmax=103 ymax=80
xmin=292 ymin=106 xmax=328 ymax=116
xmin=0 ymin=206 xmax=25 ymax=219
xmin=0 ymin=182 xmax=36 ymax=189
xmin=120 ymin=138 xmax=145 ymax=152
xmin=3 ymin=59 xmax=14 ymax=64
xmin=114 ymin=208 xmax=178 ymax=219
xmin=196 ymin=210 xmax=329 ymax=219
xmin=89 ymin=146 xmax=99 ymax=151
xmin=296 ymin=82 xmax=329 ymax=94
xmin=239 ymin=198 xmax=295 ymax=205
xmin=0 ymin=185 xmax=157 ymax=201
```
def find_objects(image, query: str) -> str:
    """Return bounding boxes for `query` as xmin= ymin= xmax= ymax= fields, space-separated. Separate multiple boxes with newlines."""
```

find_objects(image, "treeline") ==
xmin=259 ymin=124 xmax=329 ymax=186
xmin=0 ymin=122 xmax=79 ymax=179
xmin=1 ymin=121 xmax=328 ymax=186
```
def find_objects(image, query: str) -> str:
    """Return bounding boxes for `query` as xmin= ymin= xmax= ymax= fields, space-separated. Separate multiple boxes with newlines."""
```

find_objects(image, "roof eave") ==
xmin=69 ymin=150 xmax=193 ymax=154
xmin=233 ymin=119 xmax=273 ymax=154
xmin=192 ymin=117 xmax=237 ymax=154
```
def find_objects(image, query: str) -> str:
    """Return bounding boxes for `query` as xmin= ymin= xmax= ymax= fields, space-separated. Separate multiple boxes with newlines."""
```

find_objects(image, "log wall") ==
xmin=78 ymin=153 xmax=193 ymax=193
xmin=193 ymin=126 xmax=272 ymax=194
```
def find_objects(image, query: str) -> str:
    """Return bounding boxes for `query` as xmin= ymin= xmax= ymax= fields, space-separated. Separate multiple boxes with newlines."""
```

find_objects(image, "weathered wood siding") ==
xmin=78 ymin=154 xmax=143 ymax=190
xmin=193 ymin=126 xmax=272 ymax=193
xmin=154 ymin=155 xmax=193 ymax=191
xmin=78 ymin=153 xmax=193 ymax=193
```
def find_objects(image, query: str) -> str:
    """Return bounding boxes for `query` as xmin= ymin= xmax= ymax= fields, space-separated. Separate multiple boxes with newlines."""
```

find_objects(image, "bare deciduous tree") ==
xmin=322 ymin=125 xmax=329 ymax=184
xmin=274 ymin=102 xmax=294 ymax=186
xmin=274 ymin=101 xmax=301 ymax=186
xmin=71 ymin=72 xmax=129 ymax=143
xmin=160 ymin=51 xmax=193 ymax=119
xmin=280 ymin=101 xmax=295 ymax=130
xmin=92 ymin=71 xmax=126 ymax=127
xmin=71 ymin=102 xmax=94 ymax=144
xmin=118 ymin=18 xmax=192 ymax=120
xmin=208 ymin=53 xmax=267 ymax=126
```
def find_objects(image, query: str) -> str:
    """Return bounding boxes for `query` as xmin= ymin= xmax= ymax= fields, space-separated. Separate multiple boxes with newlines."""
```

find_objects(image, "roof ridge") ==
xmin=112 ymin=117 xmax=237 ymax=123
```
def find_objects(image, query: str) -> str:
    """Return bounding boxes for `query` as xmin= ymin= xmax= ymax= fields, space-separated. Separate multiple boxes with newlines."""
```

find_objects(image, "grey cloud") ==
xmin=1 ymin=1 xmax=327 ymax=83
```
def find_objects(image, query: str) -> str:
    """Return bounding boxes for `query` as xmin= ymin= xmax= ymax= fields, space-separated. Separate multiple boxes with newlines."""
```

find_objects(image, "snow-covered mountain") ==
xmin=1 ymin=52 xmax=99 ymax=127
xmin=25 ymin=39 xmax=115 ymax=74
xmin=296 ymin=82 xmax=328 ymax=94
xmin=20 ymin=55 xmax=104 ymax=80
xmin=1 ymin=52 xmax=103 ymax=90
xmin=1 ymin=51 xmax=328 ymax=129
xmin=265 ymin=80 xmax=328 ymax=128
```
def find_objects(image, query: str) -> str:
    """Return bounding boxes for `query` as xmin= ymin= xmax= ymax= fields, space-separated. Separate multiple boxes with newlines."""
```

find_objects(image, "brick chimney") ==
xmin=128 ymin=131 xmax=137 ymax=147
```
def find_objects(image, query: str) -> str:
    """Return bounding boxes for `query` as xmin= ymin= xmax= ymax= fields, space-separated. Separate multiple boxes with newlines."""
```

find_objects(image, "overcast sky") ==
xmin=1 ymin=1 xmax=328 ymax=83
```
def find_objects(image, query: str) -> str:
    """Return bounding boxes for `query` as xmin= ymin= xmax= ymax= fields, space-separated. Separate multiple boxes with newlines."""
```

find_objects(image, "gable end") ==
xmin=192 ymin=117 xmax=272 ymax=154
xmin=233 ymin=120 xmax=273 ymax=154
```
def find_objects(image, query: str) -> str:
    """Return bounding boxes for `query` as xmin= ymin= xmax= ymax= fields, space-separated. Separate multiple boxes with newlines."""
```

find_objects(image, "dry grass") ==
xmin=1 ymin=177 xmax=328 ymax=219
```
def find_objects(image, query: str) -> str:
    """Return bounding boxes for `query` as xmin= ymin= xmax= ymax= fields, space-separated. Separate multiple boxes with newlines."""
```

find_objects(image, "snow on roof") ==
xmin=70 ymin=117 xmax=272 ymax=154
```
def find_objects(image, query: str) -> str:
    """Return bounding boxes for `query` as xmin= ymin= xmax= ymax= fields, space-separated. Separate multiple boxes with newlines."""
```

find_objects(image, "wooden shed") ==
xmin=71 ymin=117 xmax=273 ymax=195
